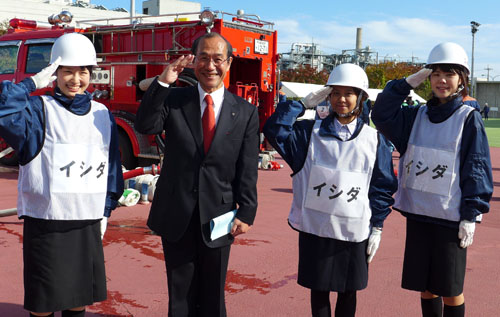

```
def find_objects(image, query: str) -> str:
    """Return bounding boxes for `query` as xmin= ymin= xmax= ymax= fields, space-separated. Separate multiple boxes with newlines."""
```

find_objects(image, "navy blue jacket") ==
xmin=263 ymin=100 xmax=397 ymax=228
xmin=360 ymin=99 xmax=372 ymax=125
xmin=371 ymin=79 xmax=492 ymax=228
xmin=0 ymin=78 xmax=123 ymax=217
xmin=463 ymin=98 xmax=481 ymax=111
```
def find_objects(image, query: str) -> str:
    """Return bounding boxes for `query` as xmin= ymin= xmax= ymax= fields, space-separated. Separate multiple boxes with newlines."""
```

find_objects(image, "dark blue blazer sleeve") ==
xmin=369 ymin=133 xmax=398 ymax=227
xmin=104 ymin=112 xmax=124 ymax=217
xmin=263 ymin=100 xmax=314 ymax=174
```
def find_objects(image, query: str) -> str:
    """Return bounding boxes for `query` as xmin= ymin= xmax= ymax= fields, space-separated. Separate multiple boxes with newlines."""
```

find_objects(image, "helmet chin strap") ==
xmin=335 ymin=91 xmax=363 ymax=118
xmin=447 ymin=84 xmax=464 ymax=101
xmin=433 ymin=84 xmax=464 ymax=102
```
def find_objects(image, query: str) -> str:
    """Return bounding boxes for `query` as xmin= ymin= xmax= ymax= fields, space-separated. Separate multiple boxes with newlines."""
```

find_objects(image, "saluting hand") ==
xmin=302 ymin=86 xmax=333 ymax=109
xmin=158 ymin=54 xmax=195 ymax=85
xmin=406 ymin=68 xmax=432 ymax=89
xmin=31 ymin=56 xmax=61 ymax=89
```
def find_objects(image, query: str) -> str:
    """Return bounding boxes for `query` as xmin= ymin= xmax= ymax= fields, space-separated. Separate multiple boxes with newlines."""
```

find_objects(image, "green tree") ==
xmin=366 ymin=61 xmax=432 ymax=100
xmin=280 ymin=64 xmax=329 ymax=85
xmin=0 ymin=19 xmax=9 ymax=36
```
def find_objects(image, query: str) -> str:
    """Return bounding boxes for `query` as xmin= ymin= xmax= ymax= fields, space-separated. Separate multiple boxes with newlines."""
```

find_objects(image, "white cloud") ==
xmin=275 ymin=16 xmax=500 ymax=75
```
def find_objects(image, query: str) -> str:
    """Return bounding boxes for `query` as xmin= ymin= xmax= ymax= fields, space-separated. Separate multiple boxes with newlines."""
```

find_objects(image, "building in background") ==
xmin=0 ymin=0 xmax=201 ymax=27
xmin=280 ymin=27 xmax=424 ymax=73
xmin=476 ymin=79 xmax=500 ymax=118
xmin=143 ymin=0 xmax=200 ymax=16
xmin=280 ymin=43 xmax=325 ymax=72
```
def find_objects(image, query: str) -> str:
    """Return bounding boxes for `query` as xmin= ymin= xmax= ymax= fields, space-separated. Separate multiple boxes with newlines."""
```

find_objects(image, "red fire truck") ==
xmin=0 ymin=9 xmax=278 ymax=168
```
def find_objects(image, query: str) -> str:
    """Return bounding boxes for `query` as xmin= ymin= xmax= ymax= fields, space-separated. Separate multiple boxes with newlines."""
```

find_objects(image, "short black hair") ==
xmin=191 ymin=32 xmax=233 ymax=58
xmin=56 ymin=65 xmax=93 ymax=75
xmin=328 ymin=87 xmax=367 ymax=119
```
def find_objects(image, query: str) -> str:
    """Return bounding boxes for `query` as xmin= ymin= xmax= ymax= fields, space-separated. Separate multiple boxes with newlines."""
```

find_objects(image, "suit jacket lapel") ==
xmin=181 ymin=86 xmax=204 ymax=157
xmin=211 ymin=90 xmax=239 ymax=152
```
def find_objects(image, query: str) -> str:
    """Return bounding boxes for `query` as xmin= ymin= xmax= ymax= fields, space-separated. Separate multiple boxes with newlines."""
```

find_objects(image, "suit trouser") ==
xmin=161 ymin=211 xmax=231 ymax=317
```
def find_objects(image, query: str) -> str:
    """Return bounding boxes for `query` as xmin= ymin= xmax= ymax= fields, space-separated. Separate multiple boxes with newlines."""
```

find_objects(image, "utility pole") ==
xmin=470 ymin=21 xmax=480 ymax=97
xmin=130 ymin=0 xmax=135 ymax=23
xmin=485 ymin=65 xmax=493 ymax=81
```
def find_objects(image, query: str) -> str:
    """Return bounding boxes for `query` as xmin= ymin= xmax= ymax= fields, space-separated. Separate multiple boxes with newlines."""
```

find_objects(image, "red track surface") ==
xmin=1 ymin=149 xmax=500 ymax=316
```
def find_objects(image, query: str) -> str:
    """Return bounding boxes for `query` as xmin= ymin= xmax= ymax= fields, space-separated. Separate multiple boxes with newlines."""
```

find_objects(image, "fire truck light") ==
xmin=9 ymin=18 xmax=37 ymax=29
xmin=48 ymin=11 xmax=73 ymax=26
xmin=199 ymin=10 xmax=214 ymax=25
xmin=48 ymin=14 xmax=62 ymax=25
xmin=59 ymin=11 xmax=73 ymax=24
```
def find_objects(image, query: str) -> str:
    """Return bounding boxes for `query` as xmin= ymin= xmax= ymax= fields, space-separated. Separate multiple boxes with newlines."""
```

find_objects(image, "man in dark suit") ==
xmin=135 ymin=32 xmax=259 ymax=316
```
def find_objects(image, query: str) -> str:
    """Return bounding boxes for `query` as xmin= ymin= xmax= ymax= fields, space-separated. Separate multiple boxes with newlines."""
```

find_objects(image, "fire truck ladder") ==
xmin=77 ymin=10 xmax=274 ymax=55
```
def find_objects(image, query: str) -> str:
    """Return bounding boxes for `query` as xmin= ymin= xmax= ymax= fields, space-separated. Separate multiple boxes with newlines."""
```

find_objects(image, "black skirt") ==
xmin=297 ymin=231 xmax=369 ymax=292
xmin=401 ymin=218 xmax=466 ymax=297
xmin=23 ymin=217 xmax=107 ymax=312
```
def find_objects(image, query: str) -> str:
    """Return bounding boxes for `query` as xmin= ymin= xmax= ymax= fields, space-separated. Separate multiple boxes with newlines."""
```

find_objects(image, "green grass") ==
xmin=483 ymin=118 xmax=500 ymax=147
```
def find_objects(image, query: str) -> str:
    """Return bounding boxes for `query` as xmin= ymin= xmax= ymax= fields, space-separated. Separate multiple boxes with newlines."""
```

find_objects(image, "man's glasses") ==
xmin=196 ymin=55 xmax=230 ymax=66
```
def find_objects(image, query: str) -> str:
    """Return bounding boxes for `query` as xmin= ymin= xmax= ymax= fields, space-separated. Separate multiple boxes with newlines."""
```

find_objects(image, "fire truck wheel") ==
xmin=119 ymin=131 xmax=137 ymax=170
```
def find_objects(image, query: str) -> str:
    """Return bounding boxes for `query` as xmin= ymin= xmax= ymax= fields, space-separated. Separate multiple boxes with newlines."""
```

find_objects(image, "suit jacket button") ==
xmin=193 ymin=188 xmax=198 ymax=193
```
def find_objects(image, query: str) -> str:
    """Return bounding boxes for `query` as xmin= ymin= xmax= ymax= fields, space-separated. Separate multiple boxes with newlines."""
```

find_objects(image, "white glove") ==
xmin=475 ymin=213 xmax=483 ymax=223
xmin=100 ymin=217 xmax=108 ymax=240
xmin=302 ymin=86 xmax=332 ymax=108
xmin=31 ymin=56 xmax=61 ymax=89
xmin=366 ymin=227 xmax=382 ymax=263
xmin=405 ymin=68 xmax=432 ymax=88
xmin=458 ymin=220 xmax=475 ymax=248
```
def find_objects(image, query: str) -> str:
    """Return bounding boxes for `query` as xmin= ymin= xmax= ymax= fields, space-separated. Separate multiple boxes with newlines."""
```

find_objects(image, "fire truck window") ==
xmin=229 ymin=58 xmax=261 ymax=86
xmin=85 ymin=34 xmax=102 ymax=54
xmin=25 ymin=44 xmax=52 ymax=74
xmin=0 ymin=46 xmax=18 ymax=74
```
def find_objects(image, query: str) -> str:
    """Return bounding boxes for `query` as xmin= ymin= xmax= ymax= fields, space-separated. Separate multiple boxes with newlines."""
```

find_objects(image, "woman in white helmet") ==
xmin=264 ymin=63 xmax=397 ymax=317
xmin=0 ymin=32 xmax=123 ymax=316
xmin=371 ymin=42 xmax=492 ymax=317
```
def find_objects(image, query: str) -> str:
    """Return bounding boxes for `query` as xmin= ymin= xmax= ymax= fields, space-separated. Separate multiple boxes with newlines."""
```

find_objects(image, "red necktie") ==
xmin=202 ymin=94 xmax=215 ymax=154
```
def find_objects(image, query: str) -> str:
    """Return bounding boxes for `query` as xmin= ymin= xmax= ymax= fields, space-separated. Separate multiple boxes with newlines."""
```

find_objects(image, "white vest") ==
xmin=17 ymin=96 xmax=111 ymax=220
xmin=288 ymin=121 xmax=378 ymax=242
xmin=394 ymin=105 xmax=474 ymax=221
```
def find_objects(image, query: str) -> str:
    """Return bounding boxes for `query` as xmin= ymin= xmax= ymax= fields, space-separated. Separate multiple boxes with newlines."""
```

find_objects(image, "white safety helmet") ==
xmin=50 ymin=32 xmax=97 ymax=66
xmin=426 ymin=42 xmax=469 ymax=74
xmin=326 ymin=63 xmax=369 ymax=96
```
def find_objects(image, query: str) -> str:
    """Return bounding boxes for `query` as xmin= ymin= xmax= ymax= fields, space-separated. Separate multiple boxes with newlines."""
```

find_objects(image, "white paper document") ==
xmin=210 ymin=209 xmax=237 ymax=241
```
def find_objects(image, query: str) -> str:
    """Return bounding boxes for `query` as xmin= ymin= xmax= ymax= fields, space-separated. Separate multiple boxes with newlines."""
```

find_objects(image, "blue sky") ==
xmin=91 ymin=0 xmax=500 ymax=80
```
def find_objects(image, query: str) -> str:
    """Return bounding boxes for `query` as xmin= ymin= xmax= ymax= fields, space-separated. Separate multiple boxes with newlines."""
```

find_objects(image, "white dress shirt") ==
xmin=334 ymin=118 xmax=356 ymax=141
xmin=198 ymin=84 xmax=225 ymax=126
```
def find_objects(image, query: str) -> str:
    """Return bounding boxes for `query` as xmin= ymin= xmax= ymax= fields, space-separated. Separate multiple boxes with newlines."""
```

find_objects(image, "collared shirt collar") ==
xmin=198 ymin=84 xmax=225 ymax=124
xmin=319 ymin=115 xmax=360 ymax=141
xmin=334 ymin=117 xmax=356 ymax=133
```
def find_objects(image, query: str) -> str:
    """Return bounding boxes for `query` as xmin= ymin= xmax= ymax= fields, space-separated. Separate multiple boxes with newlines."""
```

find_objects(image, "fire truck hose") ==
xmin=0 ymin=147 xmax=14 ymax=159
xmin=123 ymin=164 xmax=161 ymax=180
xmin=0 ymin=208 xmax=17 ymax=218
xmin=120 ymin=165 xmax=161 ymax=205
